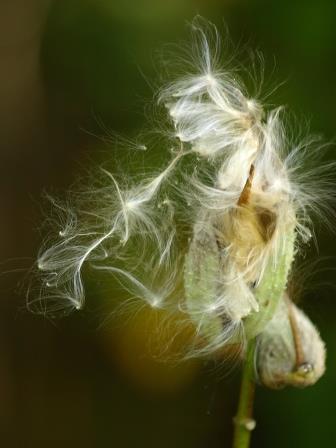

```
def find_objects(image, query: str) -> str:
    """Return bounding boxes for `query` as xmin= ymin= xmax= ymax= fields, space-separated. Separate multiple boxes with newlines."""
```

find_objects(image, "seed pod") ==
xmin=183 ymin=213 xmax=224 ymax=345
xmin=184 ymin=167 xmax=296 ymax=355
xmin=256 ymin=295 xmax=326 ymax=389
xmin=243 ymin=227 xmax=296 ymax=339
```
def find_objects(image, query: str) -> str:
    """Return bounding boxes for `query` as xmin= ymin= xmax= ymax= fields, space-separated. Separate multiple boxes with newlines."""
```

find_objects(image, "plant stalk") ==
xmin=232 ymin=338 xmax=256 ymax=448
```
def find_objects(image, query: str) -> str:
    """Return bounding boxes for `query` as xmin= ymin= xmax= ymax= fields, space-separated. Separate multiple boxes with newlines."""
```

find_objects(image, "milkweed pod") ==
xmin=184 ymin=203 xmax=296 ymax=354
xmin=243 ymin=226 xmax=296 ymax=339
xmin=183 ymin=214 xmax=225 ymax=346
xmin=256 ymin=295 xmax=326 ymax=389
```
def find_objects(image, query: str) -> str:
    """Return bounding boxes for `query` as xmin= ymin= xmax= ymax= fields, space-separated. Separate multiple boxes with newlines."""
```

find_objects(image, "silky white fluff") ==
xmin=29 ymin=17 xmax=334 ymax=360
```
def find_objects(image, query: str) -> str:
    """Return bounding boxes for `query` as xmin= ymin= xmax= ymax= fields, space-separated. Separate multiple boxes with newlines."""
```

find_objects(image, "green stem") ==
xmin=232 ymin=338 xmax=257 ymax=448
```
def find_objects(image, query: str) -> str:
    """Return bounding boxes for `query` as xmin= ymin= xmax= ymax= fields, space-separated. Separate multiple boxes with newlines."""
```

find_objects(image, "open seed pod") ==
xmin=256 ymin=294 xmax=326 ymax=389
xmin=183 ymin=165 xmax=297 ymax=356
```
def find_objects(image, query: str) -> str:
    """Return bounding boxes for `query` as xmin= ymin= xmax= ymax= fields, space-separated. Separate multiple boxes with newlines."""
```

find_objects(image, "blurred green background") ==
xmin=1 ymin=0 xmax=336 ymax=447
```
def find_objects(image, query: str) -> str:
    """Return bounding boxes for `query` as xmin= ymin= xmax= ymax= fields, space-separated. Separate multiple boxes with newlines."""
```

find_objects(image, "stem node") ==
xmin=232 ymin=339 xmax=256 ymax=448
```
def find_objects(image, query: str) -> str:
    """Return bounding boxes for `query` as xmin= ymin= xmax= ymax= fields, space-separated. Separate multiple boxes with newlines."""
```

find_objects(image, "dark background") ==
xmin=1 ymin=1 xmax=336 ymax=447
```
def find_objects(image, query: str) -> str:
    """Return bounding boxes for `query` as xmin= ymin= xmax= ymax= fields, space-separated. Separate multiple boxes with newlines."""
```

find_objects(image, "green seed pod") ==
xmin=184 ymin=205 xmax=296 ymax=355
xmin=184 ymin=216 xmax=224 ymax=345
xmin=243 ymin=227 xmax=296 ymax=339
xmin=256 ymin=295 xmax=326 ymax=389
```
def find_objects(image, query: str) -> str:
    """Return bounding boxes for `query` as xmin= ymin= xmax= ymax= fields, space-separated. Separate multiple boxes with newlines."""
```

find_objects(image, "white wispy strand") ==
xmin=29 ymin=17 xmax=334 ymax=361
xmin=29 ymin=151 xmax=184 ymax=315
